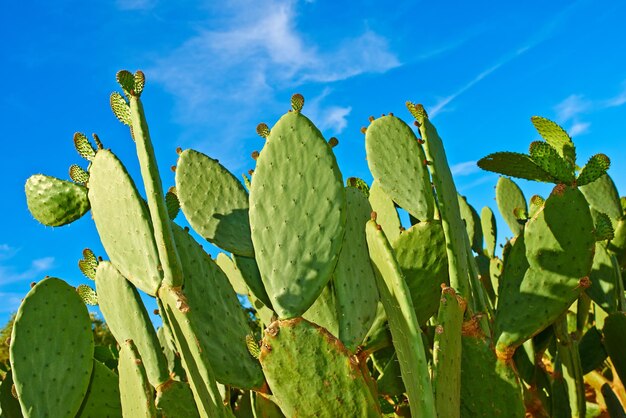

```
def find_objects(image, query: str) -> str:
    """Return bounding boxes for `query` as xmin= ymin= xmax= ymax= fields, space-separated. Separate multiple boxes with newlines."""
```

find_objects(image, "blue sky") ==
xmin=2 ymin=0 xmax=626 ymax=325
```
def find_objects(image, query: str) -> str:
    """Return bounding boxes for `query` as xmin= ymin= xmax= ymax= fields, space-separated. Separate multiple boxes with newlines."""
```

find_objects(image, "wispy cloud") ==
xmin=305 ymin=88 xmax=352 ymax=135
xmin=568 ymin=122 xmax=591 ymax=137
xmin=555 ymin=94 xmax=591 ymax=122
xmin=0 ymin=257 xmax=55 ymax=285
xmin=451 ymin=161 xmax=480 ymax=177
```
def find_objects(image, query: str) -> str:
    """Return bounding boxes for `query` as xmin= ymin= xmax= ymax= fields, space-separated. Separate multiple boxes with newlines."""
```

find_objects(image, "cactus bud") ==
xmin=360 ymin=127 xmax=367 ymax=134
xmin=371 ymin=211 xmax=378 ymax=221
xmin=291 ymin=93 xmax=305 ymax=112
xmin=328 ymin=137 xmax=339 ymax=148
xmin=176 ymin=147 xmax=182 ymax=155
xmin=256 ymin=123 xmax=270 ymax=138
xmin=251 ymin=151 xmax=260 ymax=160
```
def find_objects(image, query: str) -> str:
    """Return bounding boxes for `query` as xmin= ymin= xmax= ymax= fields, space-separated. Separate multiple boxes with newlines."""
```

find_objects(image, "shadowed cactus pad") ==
xmin=25 ymin=174 xmax=90 ymax=226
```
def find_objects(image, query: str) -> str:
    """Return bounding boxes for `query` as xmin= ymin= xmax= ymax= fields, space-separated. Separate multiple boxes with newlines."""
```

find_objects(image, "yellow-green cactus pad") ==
xmin=25 ymin=174 xmax=90 ymax=226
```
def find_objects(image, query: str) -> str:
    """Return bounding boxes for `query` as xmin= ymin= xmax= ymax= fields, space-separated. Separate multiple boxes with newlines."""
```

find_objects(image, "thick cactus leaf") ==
xmin=95 ymin=261 xmax=170 ymax=388
xmin=165 ymin=188 xmax=180 ymax=220
xmin=460 ymin=336 xmax=525 ymax=418
xmin=579 ymin=174 xmax=622 ymax=222
xmin=155 ymin=381 xmax=199 ymax=418
xmin=259 ymin=318 xmax=380 ymax=417
xmin=366 ymin=219 xmax=435 ymax=417
xmin=495 ymin=177 xmax=527 ymax=237
xmin=528 ymin=195 xmax=545 ymax=219
xmin=118 ymin=340 xmax=157 ymax=418
xmin=176 ymin=149 xmax=254 ymax=257
xmin=365 ymin=115 xmax=435 ymax=220
xmin=332 ymin=187 xmax=379 ymax=350
xmin=392 ymin=220 xmax=449 ymax=325
xmin=0 ymin=370 xmax=22 ymax=418
xmin=88 ymin=149 xmax=162 ymax=296
xmin=110 ymin=92 xmax=131 ymax=126
xmin=134 ymin=70 xmax=145 ymax=96
xmin=10 ymin=278 xmax=94 ymax=418
xmin=73 ymin=132 xmax=96 ymax=161
xmin=69 ymin=164 xmax=90 ymax=185
xmin=249 ymin=110 xmax=346 ymax=318
xmin=478 ymin=152 xmax=555 ymax=183
xmin=481 ymin=206 xmax=497 ymax=258
xmin=528 ymin=141 xmax=575 ymax=184
xmin=595 ymin=213 xmax=615 ymax=241
xmin=25 ymin=174 xmax=90 ymax=227
xmin=458 ymin=194 xmax=483 ymax=253
xmin=216 ymin=253 xmax=248 ymax=295
xmin=76 ymin=360 xmax=122 ymax=418
xmin=302 ymin=283 xmax=339 ymax=337
xmin=577 ymin=154 xmax=611 ymax=186
xmin=368 ymin=180 xmax=401 ymax=243
xmin=579 ymin=327 xmax=608 ymax=374
xmin=587 ymin=243 xmax=619 ymax=313
xmin=171 ymin=225 xmax=265 ymax=389
xmin=76 ymin=284 xmax=98 ymax=306
xmin=116 ymin=70 xmax=135 ymax=97
xmin=530 ymin=116 xmax=576 ymax=165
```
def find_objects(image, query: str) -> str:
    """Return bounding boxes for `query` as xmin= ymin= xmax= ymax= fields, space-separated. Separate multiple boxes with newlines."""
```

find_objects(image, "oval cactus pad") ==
xmin=10 ymin=278 xmax=94 ymax=418
xmin=25 ymin=174 xmax=90 ymax=227
xmin=249 ymin=110 xmax=346 ymax=318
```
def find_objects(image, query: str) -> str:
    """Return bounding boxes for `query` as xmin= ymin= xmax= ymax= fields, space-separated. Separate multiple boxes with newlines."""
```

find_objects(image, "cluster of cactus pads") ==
xmin=4 ymin=69 xmax=626 ymax=418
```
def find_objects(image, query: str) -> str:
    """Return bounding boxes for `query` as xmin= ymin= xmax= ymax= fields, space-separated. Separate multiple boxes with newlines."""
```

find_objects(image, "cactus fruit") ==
xmin=25 ymin=174 xmax=90 ymax=226
xmin=10 ymin=278 xmax=94 ymax=418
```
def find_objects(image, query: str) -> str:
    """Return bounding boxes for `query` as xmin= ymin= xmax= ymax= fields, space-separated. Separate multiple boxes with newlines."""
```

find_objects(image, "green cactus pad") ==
xmin=95 ymin=261 xmax=170 ymax=387
xmin=88 ymin=149 xmax=162 ymax=296
xmin=530 ymin=116 xmax=576 ymax=165
xmin=580 ymin=174 xmax=622 ymax=222
xmin=587 ymin=243 xmax=619 ymax=313
xmin=364 ymin=115 xmax=434 ymax=220
xmin=528 ymin=195 xmax=545 ymax=219
xmin=495 ymin=177 xmax=527 ymax=237
xmin=477 ymin=152 xmax=555 ymax=183
xmin=392 ymin=220 xmax=449 ymax=325
xmin=460 ymin=336 xmax=525 ymax=418
xmin=155 ymin=381 xmax=199 ymax=418
xmin=76 ymin=284 xmax=98 ymax=306
xmin=528 ymin=141 xmax=575 ymax=184
xmin=176 ymin=149 xmax=254 ymax=256
xmin=249 ymin=110 xmax=346 ymax=318
xmin=332 ymin=186 xmax=379 ymax=350
xmin=216 ymin=253 xmax=248 ymax=295
xmin=25 ymin=174 xmax=90 ymax=226
xmin=496 ymin=186 xmax=595 ymax=355
xmin=368 ymin=180 xmax=401 ymax=243
xmin=10 ymin=277 xmax=94 ymax=418
xmin=69 ymin=164 xmax=90 ymax=185
xmin=0 ymin=370 xmax=21 ymax=418
xmin=346 ymin=177 xmax=370 ymax=197
xmin=110 ymin=92 xmax=131 ymax=126
xmin=595 ymin=212 xmax=615 ymax=241
xmin=258 ymin=318 xmax=379 ymax=417
xmin=78 ymin=248 xmax=98 ymax=280
xmin=302 ymin=283 xmax=339 ymax=337
xmin=577 ymin=154 xmax=611 ymax=186
xmin=233 ymin=255 xmax=273 ymax=308
xmin=252 ymin=392 xmax=286 ymax=418
xmin=76 ymin=360 xmax=122 ymax=418
xmin=481 ymin=206 xmax=497 ymax=258
xmin=118 ymin=340 xmax=157 ymax=418
xmin=73 ymin=132 xmax=96 ymax=161
xmin=602 ymin=312 xmax=626 ymax=385
xmin=366 ymin=219 xmax=435 ymax=417
xmin=458 ymin=195 xmax=483 ymax=253
xmin=172 ymin=224 xmax=265 ymax=389
xmin=165 ymin=188 xmax=180 ymax=220
xmin=433 ymin=287 xmax=465 ymax=418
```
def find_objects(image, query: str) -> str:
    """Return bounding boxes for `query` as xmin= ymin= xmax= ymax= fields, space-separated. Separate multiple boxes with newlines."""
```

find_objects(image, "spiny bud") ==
xmin=360 ymin=127 xmax=367 ymax=134
xmin=30 ymin=282 xmax=36 ymax=288
xmin=291 ymin=93 xmax=305 ymax=112
xmin=256 ymin=123 xmax=270 ymax=138
xmin=92 ymin=134 xmax=103 ymax=150
xmin=371 ymin=211 xmax=378 ymax=221
xmin=417 ymin=138 xmax=425 ymax=144
xmin=73 ymin=132 xmax=96 ymax=161
xmin=246 ymin=334 xmax=261 ymax=359
xmin=248 ymin=169 xmax=254 ymax=176
xmin=171 ymin=166 xmax=176 ymax=172
xmin=328 ymin=137 xmax=339 ymax=148
xmin=77 ymin=285 xmax=98 ymax=306
xmin=368 ymin=116 xmax=375 ymax=122
xmin=69 ymin=164 xmax=90 ymax=185
xmin=176 ymin=147 xmax=182 ymax=155
xmin=251 ymin=151 xmax=260 ymax=160
xmin=153 ymin=309 xmax=160 ymax=316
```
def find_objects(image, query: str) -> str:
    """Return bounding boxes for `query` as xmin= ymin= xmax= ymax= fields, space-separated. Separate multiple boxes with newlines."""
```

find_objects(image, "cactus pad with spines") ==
xmin=602 ymin=312 xmax=626 ymax=385
xmin=73 ymin=132 xmax=96 ymax=161
xmin=365 ymin=114 xmax=434 ymax=220
xmin=76 ymin=360 xmax=122 ymax=418
xmin=528 ymin=141 xmax=575 ymax=184
xmin=176 ymin=149 xmax=254 ymax=256
xmin=0 ymin=370 xmax=21 ymax=418
xmin=579 ymin=174 xmax=622 ymax=221
xmin=495 ymin=177 xmax=527 ymax=237
xmin=110 ymin=92 xmax=131 ymax=126
xmin=530 ymin=116 xmax=576 ymax=165
xmin=458 ymin=195 xmax=483 ymax=254
xmin=69 ymin=164 xmax=90 ymax=184
xmin=78 ymin=248 xmax=98 ymax=280
xmin=258 ymin=318 xmax=380 ymax=417
xmin=164 ymin=188 xmax=180 ymax=220
xmin=25 ymin=174 xmax=90 ymax=226
xmin=368 ymin=180 xmax=401 ymax=243
xmin=302 ymin=283 xmax=339 ymax=337
xmin=76 ymin=284 xmax=98 ymax=306
xmin=10 ymin=278 xmax=94 ymax=418
xmin=95 ymin=261 xmax=170 ymax=388
xmin=392 ymin=220 xmax=449 ymax=325
xmin=249 ymin=108 xmax=346 ymax=318
xmin=88 ymin=149 xmax=162 ymax=296
xmin=171 ymin=224 xmax=265 ymax=389
xmin=118 ymin=339 xmax=157 ymax=418
xmin=577 ymin=154 xmax=611 ymax=186
xmin=477 ymin=152 xmax=555 ymax=182
xmin=155 ymin=381 xmax=200 ymax=418
xmin=481 ymin=206 xmax=497 ymax=258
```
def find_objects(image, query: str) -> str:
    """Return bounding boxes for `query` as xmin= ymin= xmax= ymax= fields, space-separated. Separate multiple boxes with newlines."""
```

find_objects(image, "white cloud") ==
xmin=555 ymin=94 xmax=591 ymax=123
xmin=568 ymin=121 xmax=590 ymax=137
xmin=0 ymin=256 xmax=55 ymax=285
xmin=305 ymin=88 xmax=352 ymax=135
xmin=451 ymin=161 xmax=480 ymax=176
xmin=604 ymin=86 xmax=626 ymax=108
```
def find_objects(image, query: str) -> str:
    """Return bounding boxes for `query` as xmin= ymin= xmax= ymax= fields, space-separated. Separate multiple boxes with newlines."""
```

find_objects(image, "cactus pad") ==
xmin=69 ymin=164 xmax=90 ymax=185
xmin=10 ymin=278 xmax=94 ymax=418
xmin=528 ymin=141 xmax=575 ymax=184
xmin=176 ymin=149 xmax=254 ymax=256
xmin=530 ymin=116 xmax=576 ymax=165
xmin=259 ymin=318 xmax=379 ymax=417
xmin=88 ymin=149 xmax=162 ymax=296
xmin=481 ymin=206 xmax=497 ymax=258
xmin=73 ymin=132 xmax=96 ymax=161
xmin=249 ymin=110 xmax=346 ymax=318
xmin=365 ymin=115 xmax=434 ymax=220
xmin=577 ymin=154 xmax=610 ymax=186
xmin=477 ymin=152 xmax=555 ymax=183
xmin=25 ymin=174 xmax=90 ymax=226
xmin=495 ymin=177 xmax=527 ymax=237
xmin=110 ymin=92 xmax=131 ymax=126
xmin=118 ymin=339 xmax=157 ymax=418
xmin=76 ymin=360 xmax=122 ymax=417
xmin=368 ymin=180 xmax=401 ymax=243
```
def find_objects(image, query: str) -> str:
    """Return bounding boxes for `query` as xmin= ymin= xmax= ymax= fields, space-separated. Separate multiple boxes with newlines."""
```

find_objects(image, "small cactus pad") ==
xmin=392 ymin=220 xmax=449 ymax=325
xmin=477 ymin=152 xmax=555 ymax=183
xmin=346 ymin=177 xmax=370 ymax=197
xmin=95 ymin=261 xmax=170 ymax=387
xmin=110 ymin=92 xmax=131 ymax=126
xmin=368 ymin=180 xmax=401 ymax=243
xmin=171 ymin=224 xmax=265 ymax=389
xmin=165 ymin=188 xmax=180 ymax=220
xmin=495 ymin=177 xmax=527 ymax=237
xmin=481 ymin=206 xmax=497 ymax=258
xmin=76 ymin=284 xmax=98 ymax=306
xmin=249 ymin=110 xmax=346 ymax=318
xmin=366 ymin=219 xmax=435 ymax=417
xmin=458 ymin=195 xmax=483 ymax=254
xmin=530 ymin=116 xmax=576 ymax=165
xmin=460 ymin=336 xmax=525 ymax=417
xmin=69 ymin=164 xmax=90 ymax=185
xmin=577 ymin=154 xmax=611 ymax=186
xmin=333 ymin=187 xmax=379 ymax=351
xmin=579 ymin=174 xmax=622 ymax=221
xmin=290 ymin=93 xmax=304 ymax=112
xmin=118 ymin=340 xmax=157 ymax=418
xmin=10 ymin=278 xmax=94 ymax=418
xmin=302 ymin=283 xmax=339 ymax=337
xmin=25 ymin=174 xmax=90 ymax=226
xmin=76 ymin=360 xmax=122 ymax=418
xmin=78 ymin=248 xmax=98 ymax=280
xmin=528 ymin=141 xmax=575 ymax=183
xmin=116 ymin=70 xmax=135 ymax=97
xmin=259 ymin=318 xmax=380 ymax=417
xmin=73 ymin=132 xmax=96 ymax=161
xmin=595 ymin=213 xmax=615 ymax=241
xmin=88 ymin=149 xmax=162 ymax=296
xmin=176 ymin=149 xmax=254 ymax=257
xmin=155 ymin=380 xmax=200 ymax=418
xmin=365 ymin=115 xmax=435 ymax=220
